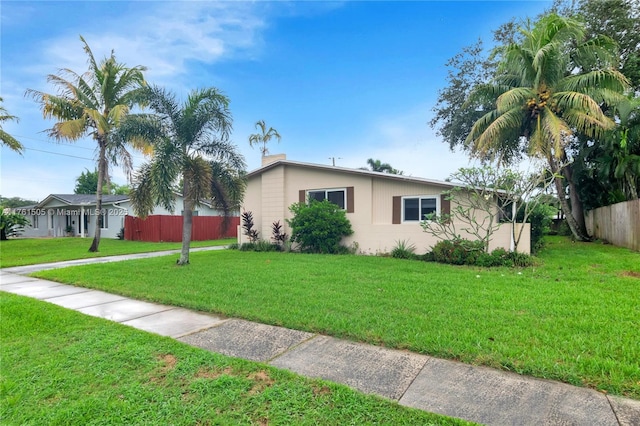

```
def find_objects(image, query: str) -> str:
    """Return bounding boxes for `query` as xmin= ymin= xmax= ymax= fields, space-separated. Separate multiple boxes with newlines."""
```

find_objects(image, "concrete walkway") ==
xmin=1 ymin=253 xmax=639 ymax=425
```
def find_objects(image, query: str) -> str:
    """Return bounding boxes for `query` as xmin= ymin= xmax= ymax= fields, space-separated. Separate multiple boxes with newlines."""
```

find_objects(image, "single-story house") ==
xmin=240 ymin=155 xmax=530 ymax=254
xmin=16 ymin=193 xmax=227 ymax=239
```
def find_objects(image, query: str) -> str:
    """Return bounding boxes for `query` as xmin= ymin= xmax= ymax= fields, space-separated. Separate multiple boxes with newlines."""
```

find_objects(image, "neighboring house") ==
xmin=240 ymin=155 xmax=530 ymax=254
xmin=16 ymin=193 xmax=227 ymax=239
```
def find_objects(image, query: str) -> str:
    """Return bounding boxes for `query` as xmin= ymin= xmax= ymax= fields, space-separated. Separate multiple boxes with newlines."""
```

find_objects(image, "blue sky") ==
xmin=1 ymin=1 xmax=551 ymax=201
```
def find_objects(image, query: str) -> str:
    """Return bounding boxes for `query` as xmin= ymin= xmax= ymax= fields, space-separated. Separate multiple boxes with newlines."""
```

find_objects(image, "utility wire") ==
xmin=22 ymin=146 xmax=94 ymax=161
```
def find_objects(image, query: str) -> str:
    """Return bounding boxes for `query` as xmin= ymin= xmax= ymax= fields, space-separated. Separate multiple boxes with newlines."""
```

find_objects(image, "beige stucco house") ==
xmin=240 ymin=155 xmax=530 ymax=254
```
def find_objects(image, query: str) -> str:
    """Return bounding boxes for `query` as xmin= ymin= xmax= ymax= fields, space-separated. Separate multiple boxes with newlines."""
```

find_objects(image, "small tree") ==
xmin=287 ymin=199 xmax=353 ymax=254
xmin=421 ymin=166 xmax=555 ymax=253
xmin=0 ymin=211 xmax=29 ymax=240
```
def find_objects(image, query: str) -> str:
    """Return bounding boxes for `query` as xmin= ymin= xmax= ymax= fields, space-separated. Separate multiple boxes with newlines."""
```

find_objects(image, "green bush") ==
xmin=0 ymin=211 xmax=30 ymax=240
xmin=507 ymin=251 xmax=535 ymax=267
xmin=417 ymin=251 xmax=435 ymax=262
xmin=529 ymin=204 xmax=555 ymax=254
xmin=391 ymin=240 xmax=417 ymax=260
xmin=431 ymin=239 xmax=484 ymax=265
xmin=237 ymin=241 xmax=279 ymax=252
xmin=287 ymin=200 xmax=353 ymax=254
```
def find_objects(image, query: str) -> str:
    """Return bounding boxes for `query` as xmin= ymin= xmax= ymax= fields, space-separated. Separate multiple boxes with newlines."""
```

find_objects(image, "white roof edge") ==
xmin=246 ymin=159 xmax=458 ymax=188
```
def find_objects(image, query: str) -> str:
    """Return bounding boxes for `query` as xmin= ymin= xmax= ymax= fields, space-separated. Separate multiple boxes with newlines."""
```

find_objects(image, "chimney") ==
xmin=262 ymin=153 xmax=286 ymax=166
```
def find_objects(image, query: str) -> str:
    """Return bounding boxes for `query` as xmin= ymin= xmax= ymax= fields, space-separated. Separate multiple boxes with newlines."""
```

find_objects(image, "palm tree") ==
xmin=249 ymin=120 xmax=281 ymax=156
xmin=123 ymin=86 xmax=246 ymax=265
xmin=0 ymin=97 xmax=24 ymax=154
xmin=465 ymin=14 xmax=628 ymax=241
xmin=365 ymin=158 xmax=403 ymax=175
xmin=26 ymin=36 xmax=147 ymax=252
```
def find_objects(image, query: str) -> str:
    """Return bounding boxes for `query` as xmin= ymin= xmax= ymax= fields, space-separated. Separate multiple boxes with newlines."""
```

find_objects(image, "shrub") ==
xmin=0 ymin=211 xmax=30 ymax=240
xmin=528 ymin=204 xmax=554 ymax=254
xmin=237 ymin=241 xmax=279 ymax=252
xmin=391 ymin=240 xmax=417 ymax=260
xmin=239 ymin=242 xmax=255 ymax=251
xmin=271 ymin=220 xmax=288 ymax=247
xmin=287 ymin=199 xmax=353 ymax=254
xmin=241 ymin=210 xmax=260 ymax=243
xmin=475 ymin=251 xmax=497 ymax=267
xmin=507 ymin=251 xmax=535 ymax=267
xmin=416 ymin=251 xmax=435 ymax=262
xmin=431 ymin=239 xmax=484 ymax=265
xmin=254 ymin=240 xmax=278 ymax=252
xmin=489 ymin=247 xmax=511 ymax=266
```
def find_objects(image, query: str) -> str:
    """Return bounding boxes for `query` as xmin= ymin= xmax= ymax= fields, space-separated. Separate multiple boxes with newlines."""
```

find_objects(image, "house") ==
xmin=16 ymin=193 xmax=228 ymax=239
xmin=240 ymin=155 xmax=530 ymax=254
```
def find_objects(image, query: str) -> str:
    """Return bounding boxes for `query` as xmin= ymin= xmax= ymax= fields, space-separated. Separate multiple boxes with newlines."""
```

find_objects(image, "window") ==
xmin=49 ymin=212 xmax=54 ymax=229
xmin=307 ymin=188 xmax=346 ymax=210
xmin=402 ymin=196 xmax=438 ymax=222
xmin=497 ymin=197 xmax=514 ymax=222
xmin=32 ymin=215 xmax=39 ymax=229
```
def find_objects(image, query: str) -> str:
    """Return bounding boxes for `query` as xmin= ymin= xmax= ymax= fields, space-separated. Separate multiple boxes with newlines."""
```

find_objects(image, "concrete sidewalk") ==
xmin=1 ymin=263 xmax=639 ymax=425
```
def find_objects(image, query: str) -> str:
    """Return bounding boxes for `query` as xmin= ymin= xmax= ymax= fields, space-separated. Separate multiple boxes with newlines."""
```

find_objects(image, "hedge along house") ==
xmin=240 ymin=155 xmax=530 ymax=254
xmin=17 ymin=193 xmax=228 ymax=239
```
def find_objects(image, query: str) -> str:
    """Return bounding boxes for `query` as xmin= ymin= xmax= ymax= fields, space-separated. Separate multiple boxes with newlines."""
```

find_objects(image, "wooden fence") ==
xmin=585 ymin=199 xmax=640 ymax=251
xmin=124 ymin=215 xmax=239 ymax=242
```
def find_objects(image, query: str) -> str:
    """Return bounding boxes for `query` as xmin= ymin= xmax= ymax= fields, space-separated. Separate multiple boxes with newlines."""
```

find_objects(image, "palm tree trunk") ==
xmin=625 ymin=171 xmax=638 ymax=200
xmin=549 ymin=157 xmax=591 ymax=241
xmin=562 ymin=162 xmax=589 ymax=238
xmin=89 ymin=141 xmax=106 ymax=252
xmin=178 ymin=179 xmax=193 ymax=265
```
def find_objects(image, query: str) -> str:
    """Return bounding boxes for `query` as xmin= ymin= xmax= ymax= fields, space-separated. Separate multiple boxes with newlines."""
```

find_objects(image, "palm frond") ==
xmin=538 ymin=108 xmax=572 ymax=158
xmin=183 ymin=156 xmax=212 ymax=208
xmin=467 ymin=106 xmax=524 ymax=158
xmin=0 ymin=129 xmax=24 ymax=153
xmin=49 ymin=118 xmax=87 ymax=141
xmin=496 ymin=87 xmax=534 ymax=112
xmin=130 ymin=163 xmax=157 ymax=218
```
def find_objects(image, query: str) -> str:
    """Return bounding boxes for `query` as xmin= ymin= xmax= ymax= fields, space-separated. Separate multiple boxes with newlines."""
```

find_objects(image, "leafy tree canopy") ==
xmin=74 ymin=169 xmax=130 ymax=195
xmin=0 ymin=196 xmax=38 ymax=209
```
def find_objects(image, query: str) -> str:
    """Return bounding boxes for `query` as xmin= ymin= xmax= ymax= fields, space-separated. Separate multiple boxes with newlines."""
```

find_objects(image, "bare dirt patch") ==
xmin=248 ymin=370 xmax=275 ymax=395
xmin=621 ymin=271 xmax=640 ymax=279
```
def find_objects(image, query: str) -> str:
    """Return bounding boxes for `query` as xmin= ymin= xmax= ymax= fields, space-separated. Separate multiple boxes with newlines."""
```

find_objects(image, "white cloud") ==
xmin=339 ymin=104 xmax=475 ymax=181
xmin=40 ymin=2 xmax=266 ymax=84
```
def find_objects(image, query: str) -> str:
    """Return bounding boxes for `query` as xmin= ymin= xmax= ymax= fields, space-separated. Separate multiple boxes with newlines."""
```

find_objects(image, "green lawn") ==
xmin=32 ymin=236 xmax=640 ymax=399
xmin=0 ymin=237 xmax=235 ymax=267
xmin=0 ymin=293 xmax=467 ymax=425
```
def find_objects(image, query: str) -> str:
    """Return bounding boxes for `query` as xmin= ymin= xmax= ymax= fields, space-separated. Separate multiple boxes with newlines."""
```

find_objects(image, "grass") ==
xmin=0 ymin=293 xmax=468 ymax=425
xmin=0 ymin=237 xmax=235 ymax=267
xmin=31 ymin=236 xmax=640 ymax=399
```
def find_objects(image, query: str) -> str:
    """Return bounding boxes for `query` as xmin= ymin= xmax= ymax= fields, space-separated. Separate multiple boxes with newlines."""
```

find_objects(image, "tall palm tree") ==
xmin=122 ymin=86 xmax=246 ymax=265
xmin=465 ymin=14 xmax=628 ymax=241
xmin=0 ymin=97 xmax=24 ymax=154
xmin=26 ymin=36 xmax=147 ymax=252
xmin=248 ymin=120 xmax=281 ymax=156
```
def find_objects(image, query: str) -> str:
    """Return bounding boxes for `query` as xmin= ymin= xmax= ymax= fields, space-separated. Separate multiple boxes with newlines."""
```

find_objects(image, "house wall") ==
xmin=241 ymin=163 xmax=530 ymax=254
xmin=18 ymin=205 xmax=127 ymax=239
